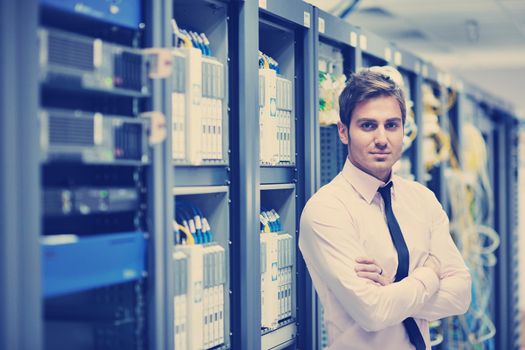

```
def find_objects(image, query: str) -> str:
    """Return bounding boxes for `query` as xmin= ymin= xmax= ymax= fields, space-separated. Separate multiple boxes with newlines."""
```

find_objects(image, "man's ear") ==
xmin=337 ymin=121 xmax=349 ymax=145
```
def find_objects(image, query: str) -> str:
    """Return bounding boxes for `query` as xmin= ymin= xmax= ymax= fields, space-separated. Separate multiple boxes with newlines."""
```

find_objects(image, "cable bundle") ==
xmin=443 ymin=122 xmax=498 ymax=350
xmin=174 ymin=201 xmax=214 ymax=245
xmin=318 ymin=60 xmax=346 ymax=126
xmin=422 ymin=83 xmax=451 ymax=171
xmin=259 ymin=51 xmax=280 ymax=73
xmin=260 ymin=208 xmax=283 ymax=233
xmin=171 ymin=19 xmax=212 ymax=56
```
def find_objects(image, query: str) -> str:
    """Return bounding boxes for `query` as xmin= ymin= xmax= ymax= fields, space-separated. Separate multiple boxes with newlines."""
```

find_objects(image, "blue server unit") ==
xmin=41 ymin=0 xmax=142 ymax=29
xmin=42 ymin=231 xmax=146 ymax=297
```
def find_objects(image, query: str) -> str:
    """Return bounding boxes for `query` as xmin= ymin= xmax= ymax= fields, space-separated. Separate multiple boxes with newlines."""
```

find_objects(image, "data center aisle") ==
xmin=0 ymin=1 xmax=521 ymax=350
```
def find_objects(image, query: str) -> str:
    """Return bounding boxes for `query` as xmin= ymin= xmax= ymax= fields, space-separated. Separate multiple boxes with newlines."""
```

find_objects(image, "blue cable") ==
xmin=186 ymin=202 xmax=203 ymax=244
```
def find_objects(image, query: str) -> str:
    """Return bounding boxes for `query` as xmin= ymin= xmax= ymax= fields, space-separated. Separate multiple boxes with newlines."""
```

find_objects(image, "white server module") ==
xmin=175 ymin=244 xmax=204 ymax=349
xmin=260 ymin=232 xmax=279 ymax=329
xmin=173 ymin=250 xmax=188 ymax=350
xmin=171 ymin=49 xmax=225 ymax=165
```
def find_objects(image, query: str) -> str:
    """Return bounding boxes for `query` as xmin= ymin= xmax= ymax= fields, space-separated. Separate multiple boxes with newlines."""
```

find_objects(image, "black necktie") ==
xmin=378 ymin=182 xmax=426 ymax=350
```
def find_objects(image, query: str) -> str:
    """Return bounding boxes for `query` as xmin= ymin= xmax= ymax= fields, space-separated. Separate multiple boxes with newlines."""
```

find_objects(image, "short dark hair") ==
xmin=338 ymin=68 xmax=406 ymax=128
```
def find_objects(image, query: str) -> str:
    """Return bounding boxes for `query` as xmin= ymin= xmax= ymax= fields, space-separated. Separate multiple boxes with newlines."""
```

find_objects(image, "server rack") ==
xmin=257 ymin=1 xmax=315 ymax=349
xmin=36 ymin=1 xmax=173 ymax=349
xmin=170 ymin=1 xmax=232 ymax=349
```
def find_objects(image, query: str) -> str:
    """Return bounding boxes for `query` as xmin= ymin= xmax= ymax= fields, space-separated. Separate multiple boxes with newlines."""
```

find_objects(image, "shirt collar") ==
xmin=341 ymin=158 xmax=395 ymax=204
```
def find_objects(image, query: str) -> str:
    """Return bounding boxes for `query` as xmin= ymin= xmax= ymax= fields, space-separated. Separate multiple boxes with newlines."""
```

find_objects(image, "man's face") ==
xmin=338 ymin=95 xmax=404 ymax=182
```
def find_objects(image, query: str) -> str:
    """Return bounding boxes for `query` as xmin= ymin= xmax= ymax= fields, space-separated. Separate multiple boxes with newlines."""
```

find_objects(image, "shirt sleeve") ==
xmin=299 ymin=195 xmax=440 ymax=332
xmin=412 ymin=190 xmax=472 ymax=321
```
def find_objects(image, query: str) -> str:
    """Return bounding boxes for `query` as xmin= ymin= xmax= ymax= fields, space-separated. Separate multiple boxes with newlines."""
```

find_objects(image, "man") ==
xmin=299 ymin=67 xmax=471 ymax=350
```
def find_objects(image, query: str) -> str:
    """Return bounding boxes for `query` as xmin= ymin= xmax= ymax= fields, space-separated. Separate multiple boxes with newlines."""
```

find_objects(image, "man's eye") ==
xmin=386 ymin=122 xmax=400 ymax=129
xmin=361 ymin=122 xmax=375 ymax=130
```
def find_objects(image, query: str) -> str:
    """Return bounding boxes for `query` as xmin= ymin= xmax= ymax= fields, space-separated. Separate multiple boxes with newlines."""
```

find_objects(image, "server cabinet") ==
xmin=258 ymin=1 xmax=314 ymax=349
xmin=170 ymin=1 xmax=233 ymax=349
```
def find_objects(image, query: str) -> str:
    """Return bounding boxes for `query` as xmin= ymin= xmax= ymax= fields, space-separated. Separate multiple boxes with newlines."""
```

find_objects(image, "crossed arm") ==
xmin=299 ymin=195 xmax=471 ymax=332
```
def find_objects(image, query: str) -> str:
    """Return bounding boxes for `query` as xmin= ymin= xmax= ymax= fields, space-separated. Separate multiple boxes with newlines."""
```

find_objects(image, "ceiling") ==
xmin=304 ymin=0 xmax=525 ymax=117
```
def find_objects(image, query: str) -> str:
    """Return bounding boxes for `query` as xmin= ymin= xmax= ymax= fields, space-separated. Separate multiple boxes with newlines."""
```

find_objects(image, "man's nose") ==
xmin=374 ymin=127 xmax=388 ymax=147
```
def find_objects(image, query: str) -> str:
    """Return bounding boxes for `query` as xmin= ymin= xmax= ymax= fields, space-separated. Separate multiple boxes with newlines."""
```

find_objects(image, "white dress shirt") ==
xmin=299 ymin=159 xmax=471 ymax=350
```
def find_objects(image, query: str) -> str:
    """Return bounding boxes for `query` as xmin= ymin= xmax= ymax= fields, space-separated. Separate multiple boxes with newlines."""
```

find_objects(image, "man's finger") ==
xmin=355 ymin=263 xmax=381 ymax=274
xmin=355 ymin=257 xmax=376 ymax=264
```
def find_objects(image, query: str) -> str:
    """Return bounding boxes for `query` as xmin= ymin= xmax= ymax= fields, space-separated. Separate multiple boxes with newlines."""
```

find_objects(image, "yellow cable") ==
xmin=176 ymin=223 xmax=195 ymax=245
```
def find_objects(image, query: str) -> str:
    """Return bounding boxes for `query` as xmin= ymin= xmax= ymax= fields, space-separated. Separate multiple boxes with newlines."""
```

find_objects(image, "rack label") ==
xmin=303 ymin=12 xmax=311 ymax=28
xmin=359 ymin=34 xmax=367 ymax=50
xmin=394 ymin=51 xmax=402 ymax=66
xmin=350 ymin=32 xmax=357 ymax=47
xmin=318 ymin=17 xmax=325 ymax=34
xmin=384 ymin=47 xmax=392 ymax=62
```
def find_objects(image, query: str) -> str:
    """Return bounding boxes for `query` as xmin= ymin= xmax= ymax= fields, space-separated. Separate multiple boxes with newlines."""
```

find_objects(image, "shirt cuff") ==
xmin=411 ymin=266 xmax=440 ymax=296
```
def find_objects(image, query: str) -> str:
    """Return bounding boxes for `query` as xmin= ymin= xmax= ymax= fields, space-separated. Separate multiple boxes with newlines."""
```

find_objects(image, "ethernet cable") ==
xmin=270 ymin=209 xmax=282 ymax=231
xmin=189 ymin=202 xmax=204 ymax=244
xmin=200 ymin=33 xmax=212 ymax=56
xmin=191 ymin=203 xmax=213 ymax=243
xmin=202 ymin=216 xmax=213 ymax=243
xmin=263 ymin=211 xmax=274 ymax=232
xmin=190 ymin=31 xmax=206 ymax=55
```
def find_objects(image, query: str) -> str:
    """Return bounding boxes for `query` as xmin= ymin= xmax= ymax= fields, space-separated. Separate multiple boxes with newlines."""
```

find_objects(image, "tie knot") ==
xmin=377 ymin=181 xmax=393 ymax=201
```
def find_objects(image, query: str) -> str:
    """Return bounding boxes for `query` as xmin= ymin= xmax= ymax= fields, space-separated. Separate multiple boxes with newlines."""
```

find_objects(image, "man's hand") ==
xmin=355 ymin=257 xmax=391 ymax=286
xmin=423 ymin=253 xmax=441 ymax=278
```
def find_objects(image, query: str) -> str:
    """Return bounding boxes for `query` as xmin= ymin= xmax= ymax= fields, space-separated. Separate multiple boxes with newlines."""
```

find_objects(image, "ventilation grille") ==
xmin=173 ymin=55 xmax=186 ymax=93
xmin=49 ymin=115 xmax=94 ymax=146
xmin=114 ymin=52 xmax=143 ymax=91
xmin=320 ymin=125 xmax=346 ymax=186
xmin=48 ymin=33 xmax=94 ymax=71
xmin=259 ymin=76 xmax=265 ymax=107
xmin=114 ymin=123 xmax=143 ymax=160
